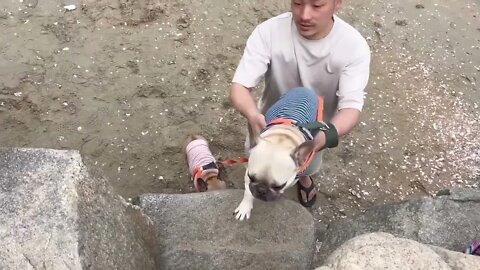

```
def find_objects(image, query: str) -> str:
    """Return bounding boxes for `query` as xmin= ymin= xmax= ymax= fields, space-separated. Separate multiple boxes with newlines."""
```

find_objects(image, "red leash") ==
xmin=217 ymin=157 xmax=248 ymax=166
xmin=216 ymin=151 xmax=315 ymax=174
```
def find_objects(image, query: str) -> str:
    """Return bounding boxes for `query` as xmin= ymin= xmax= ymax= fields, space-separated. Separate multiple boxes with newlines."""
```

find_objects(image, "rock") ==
xmin=428 ymin=245 xmax=480 ymax=269
xmin=0 ymin=148 xmax=156 ymax=269
xmin=395 ymin=19 xmax=408 ymax=26
xmin=436 ymin=187 xmax=480 ymax=202
xmin=315 ymin=233 xmax=480 ymax=270
xmin=316 ymin=189 xmax=480 ymax=264
xmin=138 ymin=190 xmax=315 ymax=270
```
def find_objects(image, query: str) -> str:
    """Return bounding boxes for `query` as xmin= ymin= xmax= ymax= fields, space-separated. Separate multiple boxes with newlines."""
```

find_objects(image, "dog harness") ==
xmin=213 ymin=88 xmax=339 ymax=175
xmin=263 ymin=87 xmax=338 ymax=174
xmin=186 ymin=139 xmax=219 ymax=192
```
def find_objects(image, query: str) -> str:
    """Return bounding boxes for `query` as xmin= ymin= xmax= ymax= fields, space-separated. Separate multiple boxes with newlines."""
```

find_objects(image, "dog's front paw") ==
xmin=233 ymin=202 xmax=253 ymax=221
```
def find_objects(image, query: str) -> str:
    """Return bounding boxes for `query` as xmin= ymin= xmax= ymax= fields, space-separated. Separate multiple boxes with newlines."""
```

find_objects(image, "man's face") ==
xmin=291 ymin=0 xmax=342 ymax=40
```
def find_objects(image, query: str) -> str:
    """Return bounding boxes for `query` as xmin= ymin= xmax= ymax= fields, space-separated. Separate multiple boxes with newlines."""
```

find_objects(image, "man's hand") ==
xmin=230 ymin=83 xmax=265 ymax=130
xmin=247 ymin=113 xmax=267 ymax=134
xmin=313 ymin=131 xmax=326 ymax=152
xmin=313 ymin=108 xmax=361 ymax=151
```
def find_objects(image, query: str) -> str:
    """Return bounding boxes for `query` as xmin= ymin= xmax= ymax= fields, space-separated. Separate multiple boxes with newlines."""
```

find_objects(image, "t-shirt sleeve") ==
xmin=337 ymin=51 xmax=371 ymax=111
xmin=232 ymin=25 xmax=271 ymax=88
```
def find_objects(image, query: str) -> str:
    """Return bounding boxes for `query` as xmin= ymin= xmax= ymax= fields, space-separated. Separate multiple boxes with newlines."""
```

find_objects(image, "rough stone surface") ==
xmin=139 ymin=190 xmax=316 ymax=270
xmin=436 ymin=187 xmax=480 ymax=202
xmin=316 ymin=188 xmax=480 ymax=264
xmin=315 ymin=233 xmax=480 ymax=270
xmin=428 ymin=245 xmax=480 ymax=270
xmin=0 ymin=148 xmax=156 ymax=269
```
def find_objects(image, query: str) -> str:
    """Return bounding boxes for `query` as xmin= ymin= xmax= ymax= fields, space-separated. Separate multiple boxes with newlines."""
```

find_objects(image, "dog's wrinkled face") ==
xmin=247 ymin=141 xmax=298 ymax=201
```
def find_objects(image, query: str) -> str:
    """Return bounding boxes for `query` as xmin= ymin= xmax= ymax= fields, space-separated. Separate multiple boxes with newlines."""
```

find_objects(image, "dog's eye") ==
xmin=272 ymin=182 xmax=286 ymax=190
xmin=248 ymin=174 xmax=257 ymax=183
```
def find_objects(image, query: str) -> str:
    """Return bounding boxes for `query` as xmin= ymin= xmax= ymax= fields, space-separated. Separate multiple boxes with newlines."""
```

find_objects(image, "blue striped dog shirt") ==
xmin=265 ymin=87 xmax=321 ymax=138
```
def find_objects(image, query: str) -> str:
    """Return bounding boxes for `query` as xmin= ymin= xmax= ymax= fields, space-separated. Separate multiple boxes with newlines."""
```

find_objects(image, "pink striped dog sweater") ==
xmin=186 ymin=139 xmax=219 ymax=179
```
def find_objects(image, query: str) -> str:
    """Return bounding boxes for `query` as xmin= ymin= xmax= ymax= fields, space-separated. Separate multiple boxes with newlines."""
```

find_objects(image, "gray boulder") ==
xmin=0 ymin=148 xmax=156 ymax=269
xmin=138 ymin=190 xmax=315 ymax=270
xmin=316 ymin=233 xmax=480 ymax=270
xmin=317 ymin=188 xmax=480 ymax=264
xmin=428 ymin=245 xmax=480 ymax=270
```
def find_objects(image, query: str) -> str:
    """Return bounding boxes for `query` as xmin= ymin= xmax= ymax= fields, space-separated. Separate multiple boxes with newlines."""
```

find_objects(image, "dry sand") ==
xmin=0 ymin=0 xmax=479 ymax=223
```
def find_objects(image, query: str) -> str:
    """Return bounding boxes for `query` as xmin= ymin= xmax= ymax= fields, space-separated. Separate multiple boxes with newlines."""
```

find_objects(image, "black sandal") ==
xmin=297 ymin=176 xmax=317 ymax=208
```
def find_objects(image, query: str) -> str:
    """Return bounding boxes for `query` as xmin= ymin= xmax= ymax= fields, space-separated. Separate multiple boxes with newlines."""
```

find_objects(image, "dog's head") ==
xmin=196 ymin=174 xmax=226 ymax=192
xmin=246 ymin=138 xmax=315 ymax=201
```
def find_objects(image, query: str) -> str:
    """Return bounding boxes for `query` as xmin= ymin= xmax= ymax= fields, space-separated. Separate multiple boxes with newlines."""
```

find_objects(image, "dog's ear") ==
xmin=256 ymin=136 xmax=268 ymax=144
xmin=291 ymin=141 xmax=316 ymax=167
xmin=249 ymin=135 xmax=267 ymax=150
xmin=196 ymin=178 xmax=208 ymax=192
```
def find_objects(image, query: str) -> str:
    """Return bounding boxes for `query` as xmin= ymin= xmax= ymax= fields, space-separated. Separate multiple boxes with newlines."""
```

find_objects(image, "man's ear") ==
xmin=335 ymin=0 xmax=343 ymax=11
xmin=291 ymin=141 xmax=316 ymax=167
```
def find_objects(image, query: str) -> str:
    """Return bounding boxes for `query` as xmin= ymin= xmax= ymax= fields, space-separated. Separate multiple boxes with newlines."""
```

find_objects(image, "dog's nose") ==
xmin=250 ymin=183 xmax=268 ymax=195
xmin=257 ymin=185 xmax=268 ymax=196
xmin=249 ymin=183 xmax=277 ymax=202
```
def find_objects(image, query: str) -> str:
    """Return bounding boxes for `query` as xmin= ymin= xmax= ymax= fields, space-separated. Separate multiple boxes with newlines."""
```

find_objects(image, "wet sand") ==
xmin=0 ymin=0 xmax=478 ymax=223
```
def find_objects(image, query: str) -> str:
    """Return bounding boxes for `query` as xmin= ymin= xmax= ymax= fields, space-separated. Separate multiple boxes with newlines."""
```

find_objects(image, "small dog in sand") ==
xmin=184 ymin=135 xmax=226 ymax=192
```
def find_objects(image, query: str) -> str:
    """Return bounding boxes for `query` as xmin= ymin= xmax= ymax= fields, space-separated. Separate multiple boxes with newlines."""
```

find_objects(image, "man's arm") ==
xmin=314 ymin=46 xmax=371 ymax=151
xmin=230 ymin=22 xmax=272 ymax=134
xmin=313 ymin=108 xmax=361 ymax=151
xmin=230 ymin=83 xmax=266 ymax=134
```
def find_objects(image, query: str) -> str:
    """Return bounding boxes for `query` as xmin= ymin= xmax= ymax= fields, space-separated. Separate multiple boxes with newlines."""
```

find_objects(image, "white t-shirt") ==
xmin=232 ymin=12 xmax=371 ymax=122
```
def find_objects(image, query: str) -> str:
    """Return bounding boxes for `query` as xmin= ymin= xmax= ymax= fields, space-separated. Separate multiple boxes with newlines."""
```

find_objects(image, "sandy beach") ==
xmin=0 ymin=0 xmax=478 ymax=223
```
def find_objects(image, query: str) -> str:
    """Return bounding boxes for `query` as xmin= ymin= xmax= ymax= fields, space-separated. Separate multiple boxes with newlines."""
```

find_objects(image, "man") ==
xmin=230 ymin=0 xmax=370 ymax=207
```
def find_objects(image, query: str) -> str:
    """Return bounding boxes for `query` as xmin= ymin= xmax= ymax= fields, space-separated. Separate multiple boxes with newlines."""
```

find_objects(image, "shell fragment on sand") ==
xmin=64 ymin=5 xmax=76 ymax=11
